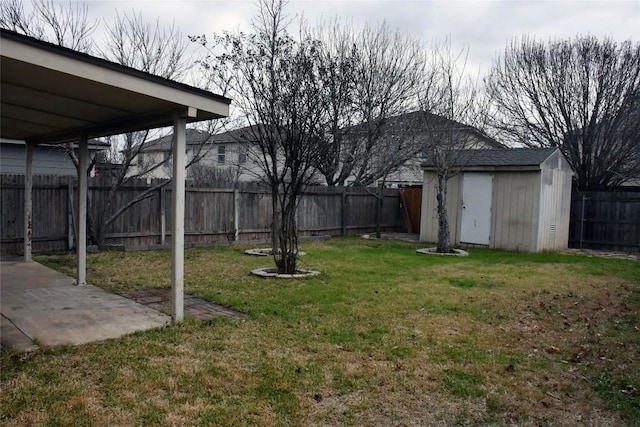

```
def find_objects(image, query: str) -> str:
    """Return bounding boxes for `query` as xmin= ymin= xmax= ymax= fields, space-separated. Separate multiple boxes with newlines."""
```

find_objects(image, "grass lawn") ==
xmin=1 ymin=237 xmax=639 ymax=426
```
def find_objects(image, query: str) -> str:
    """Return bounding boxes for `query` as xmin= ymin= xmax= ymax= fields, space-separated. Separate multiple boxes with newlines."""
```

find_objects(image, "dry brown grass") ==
xmin=2 ymin=238 xmax=638 ymax=426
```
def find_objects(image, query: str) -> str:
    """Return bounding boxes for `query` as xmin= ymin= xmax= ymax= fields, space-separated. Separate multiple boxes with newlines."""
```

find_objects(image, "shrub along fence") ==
xmin=569 ymin=190 xmax=640 ymax=253
xmin=1 ymin=174 xmax=403 ymax=254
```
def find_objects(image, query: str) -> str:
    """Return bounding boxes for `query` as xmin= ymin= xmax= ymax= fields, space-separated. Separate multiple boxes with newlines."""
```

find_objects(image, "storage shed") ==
xmin=420 ymin=148 xmax=573 ymax=252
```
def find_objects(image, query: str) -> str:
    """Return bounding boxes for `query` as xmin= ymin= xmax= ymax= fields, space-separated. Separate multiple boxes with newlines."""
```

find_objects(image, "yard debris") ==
xmin=546 ymin=346 xmax=562 ymax=354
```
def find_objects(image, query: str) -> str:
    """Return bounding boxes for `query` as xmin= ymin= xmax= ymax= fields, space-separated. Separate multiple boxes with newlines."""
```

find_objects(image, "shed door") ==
xmin=460 ymin=173 xmax=493 ymax=245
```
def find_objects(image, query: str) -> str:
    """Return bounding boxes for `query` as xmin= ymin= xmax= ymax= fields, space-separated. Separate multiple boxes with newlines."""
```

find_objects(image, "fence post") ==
xmin=234 ymin=189 xmax=240 ymax=241
xmin=160 ymin=186 xmax=166 ymax=245
xmin=341 ymin=187 xmax=347 ymax=236
xmin=67 ymin=181 xmax=76 ymax=250
xmin=579 ymin=194 xmax=587 ymax=249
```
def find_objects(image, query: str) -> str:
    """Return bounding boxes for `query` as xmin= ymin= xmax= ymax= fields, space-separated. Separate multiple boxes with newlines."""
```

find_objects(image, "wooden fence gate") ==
xmin=400 ymin=187 xmax=422 ymax=234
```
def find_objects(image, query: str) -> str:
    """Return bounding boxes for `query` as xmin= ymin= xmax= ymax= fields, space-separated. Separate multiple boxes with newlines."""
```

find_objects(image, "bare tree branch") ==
xmin=419 ymin=41 xmax=493 ymax=252
xmin=486 ymin=35 xmax=640 ymax=190
xmin=195 ymin=0 xmax=327 ymax=273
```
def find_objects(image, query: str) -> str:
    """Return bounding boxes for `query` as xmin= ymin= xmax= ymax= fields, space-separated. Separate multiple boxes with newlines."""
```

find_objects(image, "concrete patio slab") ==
xmin=0 ymin=261 xmax=170 ymax=351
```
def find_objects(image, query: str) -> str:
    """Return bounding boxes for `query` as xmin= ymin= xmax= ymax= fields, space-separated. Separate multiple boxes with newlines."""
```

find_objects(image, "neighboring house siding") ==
xmin=132 ymin=140 xmax=264 ymax=183
xmin=191 ymin=142 xmax=264 ymax=182
xmin=387 ymin=133 xmax=500 ymax=187
xmin=137 ymin=151 xmax=171 ymax=180
xmin=0 ymin=143 xmax=76 ymax=175
xmin=135 ymin=116 xmax=502 ymax=186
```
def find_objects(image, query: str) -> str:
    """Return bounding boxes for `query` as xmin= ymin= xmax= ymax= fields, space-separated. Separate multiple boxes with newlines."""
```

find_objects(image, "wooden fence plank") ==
xmin=1 ymin=174 xmax=403 ymax=254
xmin=569 ymin=191 xmax=640 ymax=253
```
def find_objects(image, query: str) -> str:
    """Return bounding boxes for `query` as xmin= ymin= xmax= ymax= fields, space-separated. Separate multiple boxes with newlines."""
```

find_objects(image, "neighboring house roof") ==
xmin=210 ymin=125 xmax=263 ymax=144
xmin=422 ymin=147 xmax=569 ymax=171
xmin=139 ymin=129 xmax=214 ymax=152
xmin=140 ymin=125 xmax=263 ymax=152
xmin=347 ymin=110 xmax=505 ymax=149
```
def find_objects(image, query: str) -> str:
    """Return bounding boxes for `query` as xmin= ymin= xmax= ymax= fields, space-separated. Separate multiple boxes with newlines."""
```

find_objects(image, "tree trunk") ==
xmin=436 ymin=173 xmax=451 ymax=253
xmin=375 ymin=184 xmax=383 ymax=239
xmin=272 ymin=191 xmax=299 ymax=274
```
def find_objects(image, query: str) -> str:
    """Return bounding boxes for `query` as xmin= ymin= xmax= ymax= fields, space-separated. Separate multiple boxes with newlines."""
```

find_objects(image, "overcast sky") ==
xmin=80 ymin=0 xmax=640 ymax=76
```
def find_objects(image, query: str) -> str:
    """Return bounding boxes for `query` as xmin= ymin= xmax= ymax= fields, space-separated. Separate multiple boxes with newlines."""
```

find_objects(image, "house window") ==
xmin=238 ymin=146 xmax=247 ymax=164
xmin=218 ymin=145 xmax=226 ymax=164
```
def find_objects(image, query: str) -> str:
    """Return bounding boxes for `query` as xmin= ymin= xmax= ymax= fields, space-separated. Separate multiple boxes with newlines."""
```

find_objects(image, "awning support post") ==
xmin=76 ymin=134 xmax=88 ymax=286
xmin=171 ymin=114 xmax=187 ymax=322
xmin=24 ymin=142 xmax=33 ymax=262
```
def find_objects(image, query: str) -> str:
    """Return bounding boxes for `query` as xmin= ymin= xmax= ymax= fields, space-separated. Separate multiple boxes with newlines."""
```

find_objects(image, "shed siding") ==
xmin=537 ymin=164 xmax=572 ymax=251
xmin=492 ymin=171 xmax=540 ymax=252
xmin=420 ymin=171 xmax=461 ymax=244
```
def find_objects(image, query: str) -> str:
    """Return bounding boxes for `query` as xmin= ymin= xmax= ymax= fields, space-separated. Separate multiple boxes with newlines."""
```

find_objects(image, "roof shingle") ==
xmin=423 ymin=147 xmax=559 ymax=168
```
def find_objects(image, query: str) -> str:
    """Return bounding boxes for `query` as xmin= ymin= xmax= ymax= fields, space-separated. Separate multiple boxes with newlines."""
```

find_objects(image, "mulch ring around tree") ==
xmin=244 ymin=248 xmax=306 ymax=256
xmin=361 ymin=233 xmax=420 ymax=242
xmin=250 ymin=267 xmax=320 ymax=278
xmin=416 ymin=247 xmax=469 ymax=257
xmin=120 ymin=288 xmax=247 ymax=320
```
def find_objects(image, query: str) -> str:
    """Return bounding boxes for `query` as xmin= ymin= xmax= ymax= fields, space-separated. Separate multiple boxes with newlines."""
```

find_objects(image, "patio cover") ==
xmin=0 ymin=29 xmax=231 ymax=322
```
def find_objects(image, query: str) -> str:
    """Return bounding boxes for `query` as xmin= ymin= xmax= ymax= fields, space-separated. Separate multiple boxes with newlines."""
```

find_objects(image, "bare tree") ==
xmin=188 ymin=163 xmax=241 ymax=188
xmin=63 ymin=10 xmax=196 ymax=245
xmin=304 ymin=19 xmax=426 ymax=188
xmin=348 ymin=22 xmax=425 ymax=187
xmin=0 ymin=0 xmax=96 ymax=52
xmin=419 ymin=43 xmax=491 ymax=253
xmin=486 ymin=35 xmax=640 ymax=190
xmin=195 ymin=0 xmax=326 ymax=274
xmin=101 ymin=10 xmax=190 ymax=80
xmin=307 ymin=20 xmax=425 ymax=237
xmin=306 ymin=19 xmax=360 ymax=186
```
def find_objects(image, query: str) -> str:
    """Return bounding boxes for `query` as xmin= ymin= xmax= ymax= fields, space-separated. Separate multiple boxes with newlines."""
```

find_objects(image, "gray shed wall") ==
xmin=420 ymin=165 xmax=571 ymax=252
xmin=536 ymin=151 xmax=573 ymax=251
xmin=491 ymin=171 xmax=540 ymax=251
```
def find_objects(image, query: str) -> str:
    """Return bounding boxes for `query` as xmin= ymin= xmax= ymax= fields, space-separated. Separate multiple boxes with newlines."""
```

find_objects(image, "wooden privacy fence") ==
xmin=1 ymin=174 xmax=403 ymax=254
xmin=569 ymin=191 xmax=640 ymax=253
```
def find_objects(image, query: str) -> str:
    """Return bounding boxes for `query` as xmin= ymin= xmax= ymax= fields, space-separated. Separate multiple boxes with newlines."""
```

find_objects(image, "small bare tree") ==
xmin=306 ymin=19 xmax=359 ymax=186
xmin=486 ymin=35 xmax=640 ymax=190
xmin=101 ymin=10 xmax=190 ymax=80
xmin=0 ymin=0 xmax=97 ymax=52
xmin=306 ymin=19 xmax=426 ymax=188
xmin=419 ymin=43 xmax=491 ymax=253
xmin=346 ymin=22 xmax=425 ymax=188
xmin=195 ymin=0 xmax=326 ymax=274
xmin=62 ymin=10 xmax=197 ymax=245
xmin=309 ymin=21 xmax=425 ymax=237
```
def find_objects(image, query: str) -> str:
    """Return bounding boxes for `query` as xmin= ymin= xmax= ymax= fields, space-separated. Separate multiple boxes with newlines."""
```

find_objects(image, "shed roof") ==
xmin=422 ymin=147 xmax=560 ymax=169
xmin=454 ymin=147 xmax=559 ymax=167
